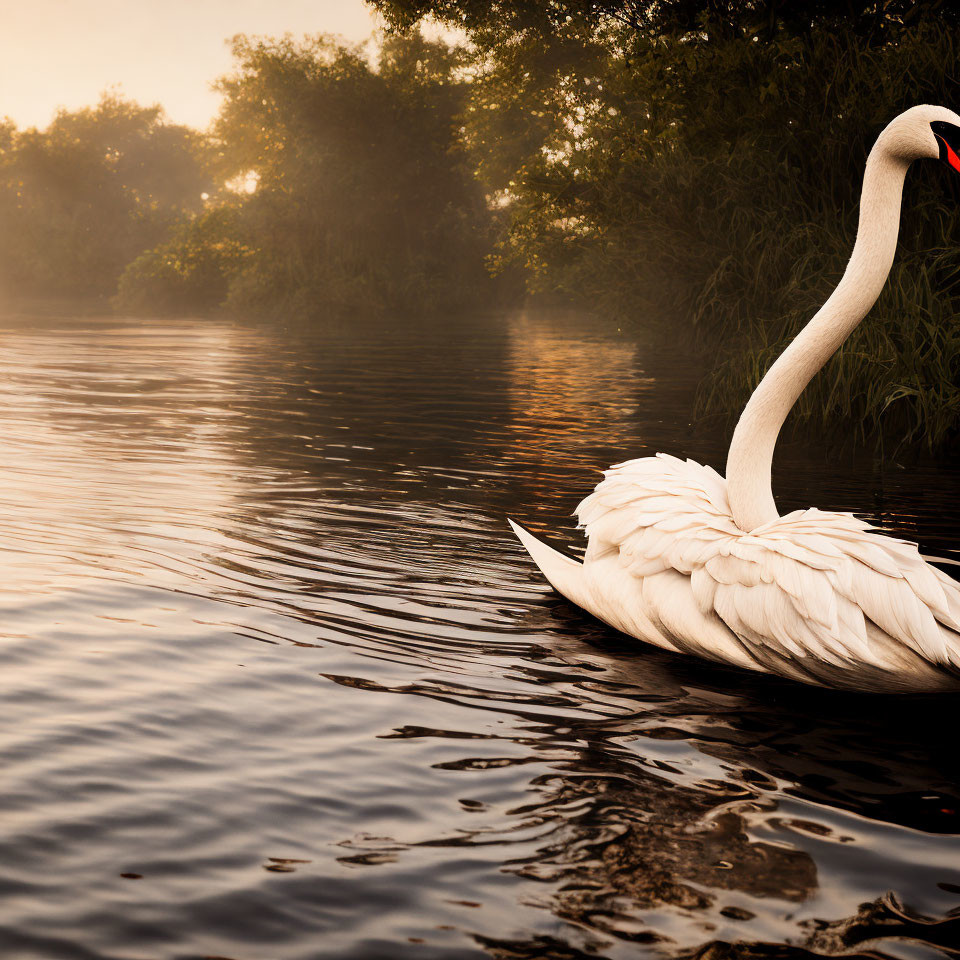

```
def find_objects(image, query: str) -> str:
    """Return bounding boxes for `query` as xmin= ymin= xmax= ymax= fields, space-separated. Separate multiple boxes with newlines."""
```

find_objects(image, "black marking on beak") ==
xmin=931 ymin=120 xmax=960 ymax=173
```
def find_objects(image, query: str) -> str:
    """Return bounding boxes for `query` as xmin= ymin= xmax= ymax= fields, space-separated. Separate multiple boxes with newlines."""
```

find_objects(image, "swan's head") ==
xmin=878 ymin=104 xmax=960 ymax=170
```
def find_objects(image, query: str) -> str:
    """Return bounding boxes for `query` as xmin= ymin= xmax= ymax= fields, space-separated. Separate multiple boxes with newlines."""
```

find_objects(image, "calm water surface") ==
xmin=1 ymin=310 xmax=960 ymax=960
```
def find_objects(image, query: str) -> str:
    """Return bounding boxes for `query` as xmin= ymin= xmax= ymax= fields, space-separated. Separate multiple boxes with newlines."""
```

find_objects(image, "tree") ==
xmin=372 ymin=0 xmax=956 ymax=45
xmin=119 ymin=31 xmax=498 ymax=316
xmin=370 ymin=0 xmax=960 ymax=447
xmin=0 ymin=93 xmax=211 ymax=299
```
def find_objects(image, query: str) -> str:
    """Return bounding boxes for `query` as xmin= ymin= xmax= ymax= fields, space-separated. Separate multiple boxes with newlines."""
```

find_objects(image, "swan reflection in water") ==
xmin=329 ymin=616 xmax=960 ymax=959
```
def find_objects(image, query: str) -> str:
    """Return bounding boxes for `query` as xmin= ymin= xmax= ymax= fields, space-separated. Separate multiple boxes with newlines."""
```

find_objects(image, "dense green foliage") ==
xmin=373 ymin=0 xmax=954 ymax=42
xmin=0 ymin=95 xmax=209 ymax=300
xmin=117 ymin=32 xmax=497 ymax=318
xmin=371 ymin=0 xmax=960 ymax=448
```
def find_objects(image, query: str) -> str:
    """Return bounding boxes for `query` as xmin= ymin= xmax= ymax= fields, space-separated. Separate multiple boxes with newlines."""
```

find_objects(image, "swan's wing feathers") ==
xmin=578 ymin=455 xmax=735 ymax=575
xmin=844 ymin=559 xmax=952 ymax=663
xmin=753 ymin=551 xmax=838 ymax=628
xmin=576 ymin=455 xmax=960 ymax=678
xmin=704 ymin=553 xmax=761 ymax=586
xmin=931 ymin=565 xmax=960 ymax=626
xmin=724 ymin=513 xmax=960 ymax=668
xmin=714 ymin=581 xmax=846 ymax=664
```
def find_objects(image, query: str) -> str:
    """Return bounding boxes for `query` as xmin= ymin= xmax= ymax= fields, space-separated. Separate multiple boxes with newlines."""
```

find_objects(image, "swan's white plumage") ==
xmin=510 ymin=105 xmax=960 ymax=691
xmin=572 ymin=453 xmax=960 ymax=688
xmin=514 ymin=453 xmax=960 ymax=690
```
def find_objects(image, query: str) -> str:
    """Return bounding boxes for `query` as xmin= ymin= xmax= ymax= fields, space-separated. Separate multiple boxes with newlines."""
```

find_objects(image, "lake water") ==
xmin=1 ymin=309 xmax=959 ymax=960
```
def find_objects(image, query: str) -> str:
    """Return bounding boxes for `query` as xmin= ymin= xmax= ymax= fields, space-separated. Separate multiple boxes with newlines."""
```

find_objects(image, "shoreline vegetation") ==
xmin=1 ymin=1 xmax=959 ymax=450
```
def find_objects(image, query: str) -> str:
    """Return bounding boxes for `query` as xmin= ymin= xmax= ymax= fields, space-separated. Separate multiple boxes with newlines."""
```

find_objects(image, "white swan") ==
xmin=510 ymin=104 xmax=960 ymax=693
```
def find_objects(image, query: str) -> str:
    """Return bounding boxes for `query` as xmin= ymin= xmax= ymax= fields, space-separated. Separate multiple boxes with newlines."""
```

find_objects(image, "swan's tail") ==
xmin=508 ymin=519 xmax=589 ymax=607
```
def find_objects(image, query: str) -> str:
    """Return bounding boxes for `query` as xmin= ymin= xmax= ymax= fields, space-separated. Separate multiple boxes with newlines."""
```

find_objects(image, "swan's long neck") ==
xmin=725 ymin=136 xmax=910 ymax=532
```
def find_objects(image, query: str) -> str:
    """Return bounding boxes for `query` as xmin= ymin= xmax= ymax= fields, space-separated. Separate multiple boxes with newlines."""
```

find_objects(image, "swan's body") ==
xmin=511 ymin=105 xmax=960 ymax=693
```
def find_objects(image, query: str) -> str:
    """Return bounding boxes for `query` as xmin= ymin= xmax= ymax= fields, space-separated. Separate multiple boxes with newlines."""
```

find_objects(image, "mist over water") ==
xmin=1 ymin=310 xmax=960 ymax=959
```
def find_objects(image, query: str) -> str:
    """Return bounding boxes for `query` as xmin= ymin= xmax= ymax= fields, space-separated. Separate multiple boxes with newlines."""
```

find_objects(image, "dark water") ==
xmin=1 ymin=310 xmax=960 ymax=960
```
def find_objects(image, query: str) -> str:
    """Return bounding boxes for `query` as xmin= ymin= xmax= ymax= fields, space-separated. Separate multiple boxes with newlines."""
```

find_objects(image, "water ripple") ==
xmin=0 ymin=311 xmax=957 ymax=958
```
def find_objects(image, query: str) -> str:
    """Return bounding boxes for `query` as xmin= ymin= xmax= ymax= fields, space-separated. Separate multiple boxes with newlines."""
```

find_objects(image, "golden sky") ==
xmin=1 ymin=0 xmax=382 ymax=130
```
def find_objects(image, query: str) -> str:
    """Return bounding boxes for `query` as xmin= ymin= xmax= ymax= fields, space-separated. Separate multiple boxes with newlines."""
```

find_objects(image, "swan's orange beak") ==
xmin=932 ymin=120 xmax=960 ymax=173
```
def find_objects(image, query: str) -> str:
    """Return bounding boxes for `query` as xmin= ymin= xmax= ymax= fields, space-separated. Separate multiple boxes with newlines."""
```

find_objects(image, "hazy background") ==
xmin=2 ymin=0 xmax=959 ymax=451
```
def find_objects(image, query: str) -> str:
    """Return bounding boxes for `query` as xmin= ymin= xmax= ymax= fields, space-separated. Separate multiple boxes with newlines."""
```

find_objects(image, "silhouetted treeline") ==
xmin=3 ymin=4 xmax=960 ymax=446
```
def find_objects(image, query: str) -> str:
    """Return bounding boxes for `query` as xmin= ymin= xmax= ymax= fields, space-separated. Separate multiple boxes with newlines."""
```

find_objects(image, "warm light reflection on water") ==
xmin=506 ymin=312 xmax=641 ymax=448
xmin=0 ymin=325 xmax=252 ymax=596
xmin=0 ymin=311 xmax=958 ymax=959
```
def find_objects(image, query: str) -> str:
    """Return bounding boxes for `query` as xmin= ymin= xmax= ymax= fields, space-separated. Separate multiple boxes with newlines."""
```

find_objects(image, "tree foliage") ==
xmin=373 ymin=0 xmax=956 ymax=44
xmin=0 ymin=94 xmax=209 ymax=299
xmin=118 ymin=31 xmax=498 ymax=317
xmin=373 ymin=0 xmax=960 ymax=448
